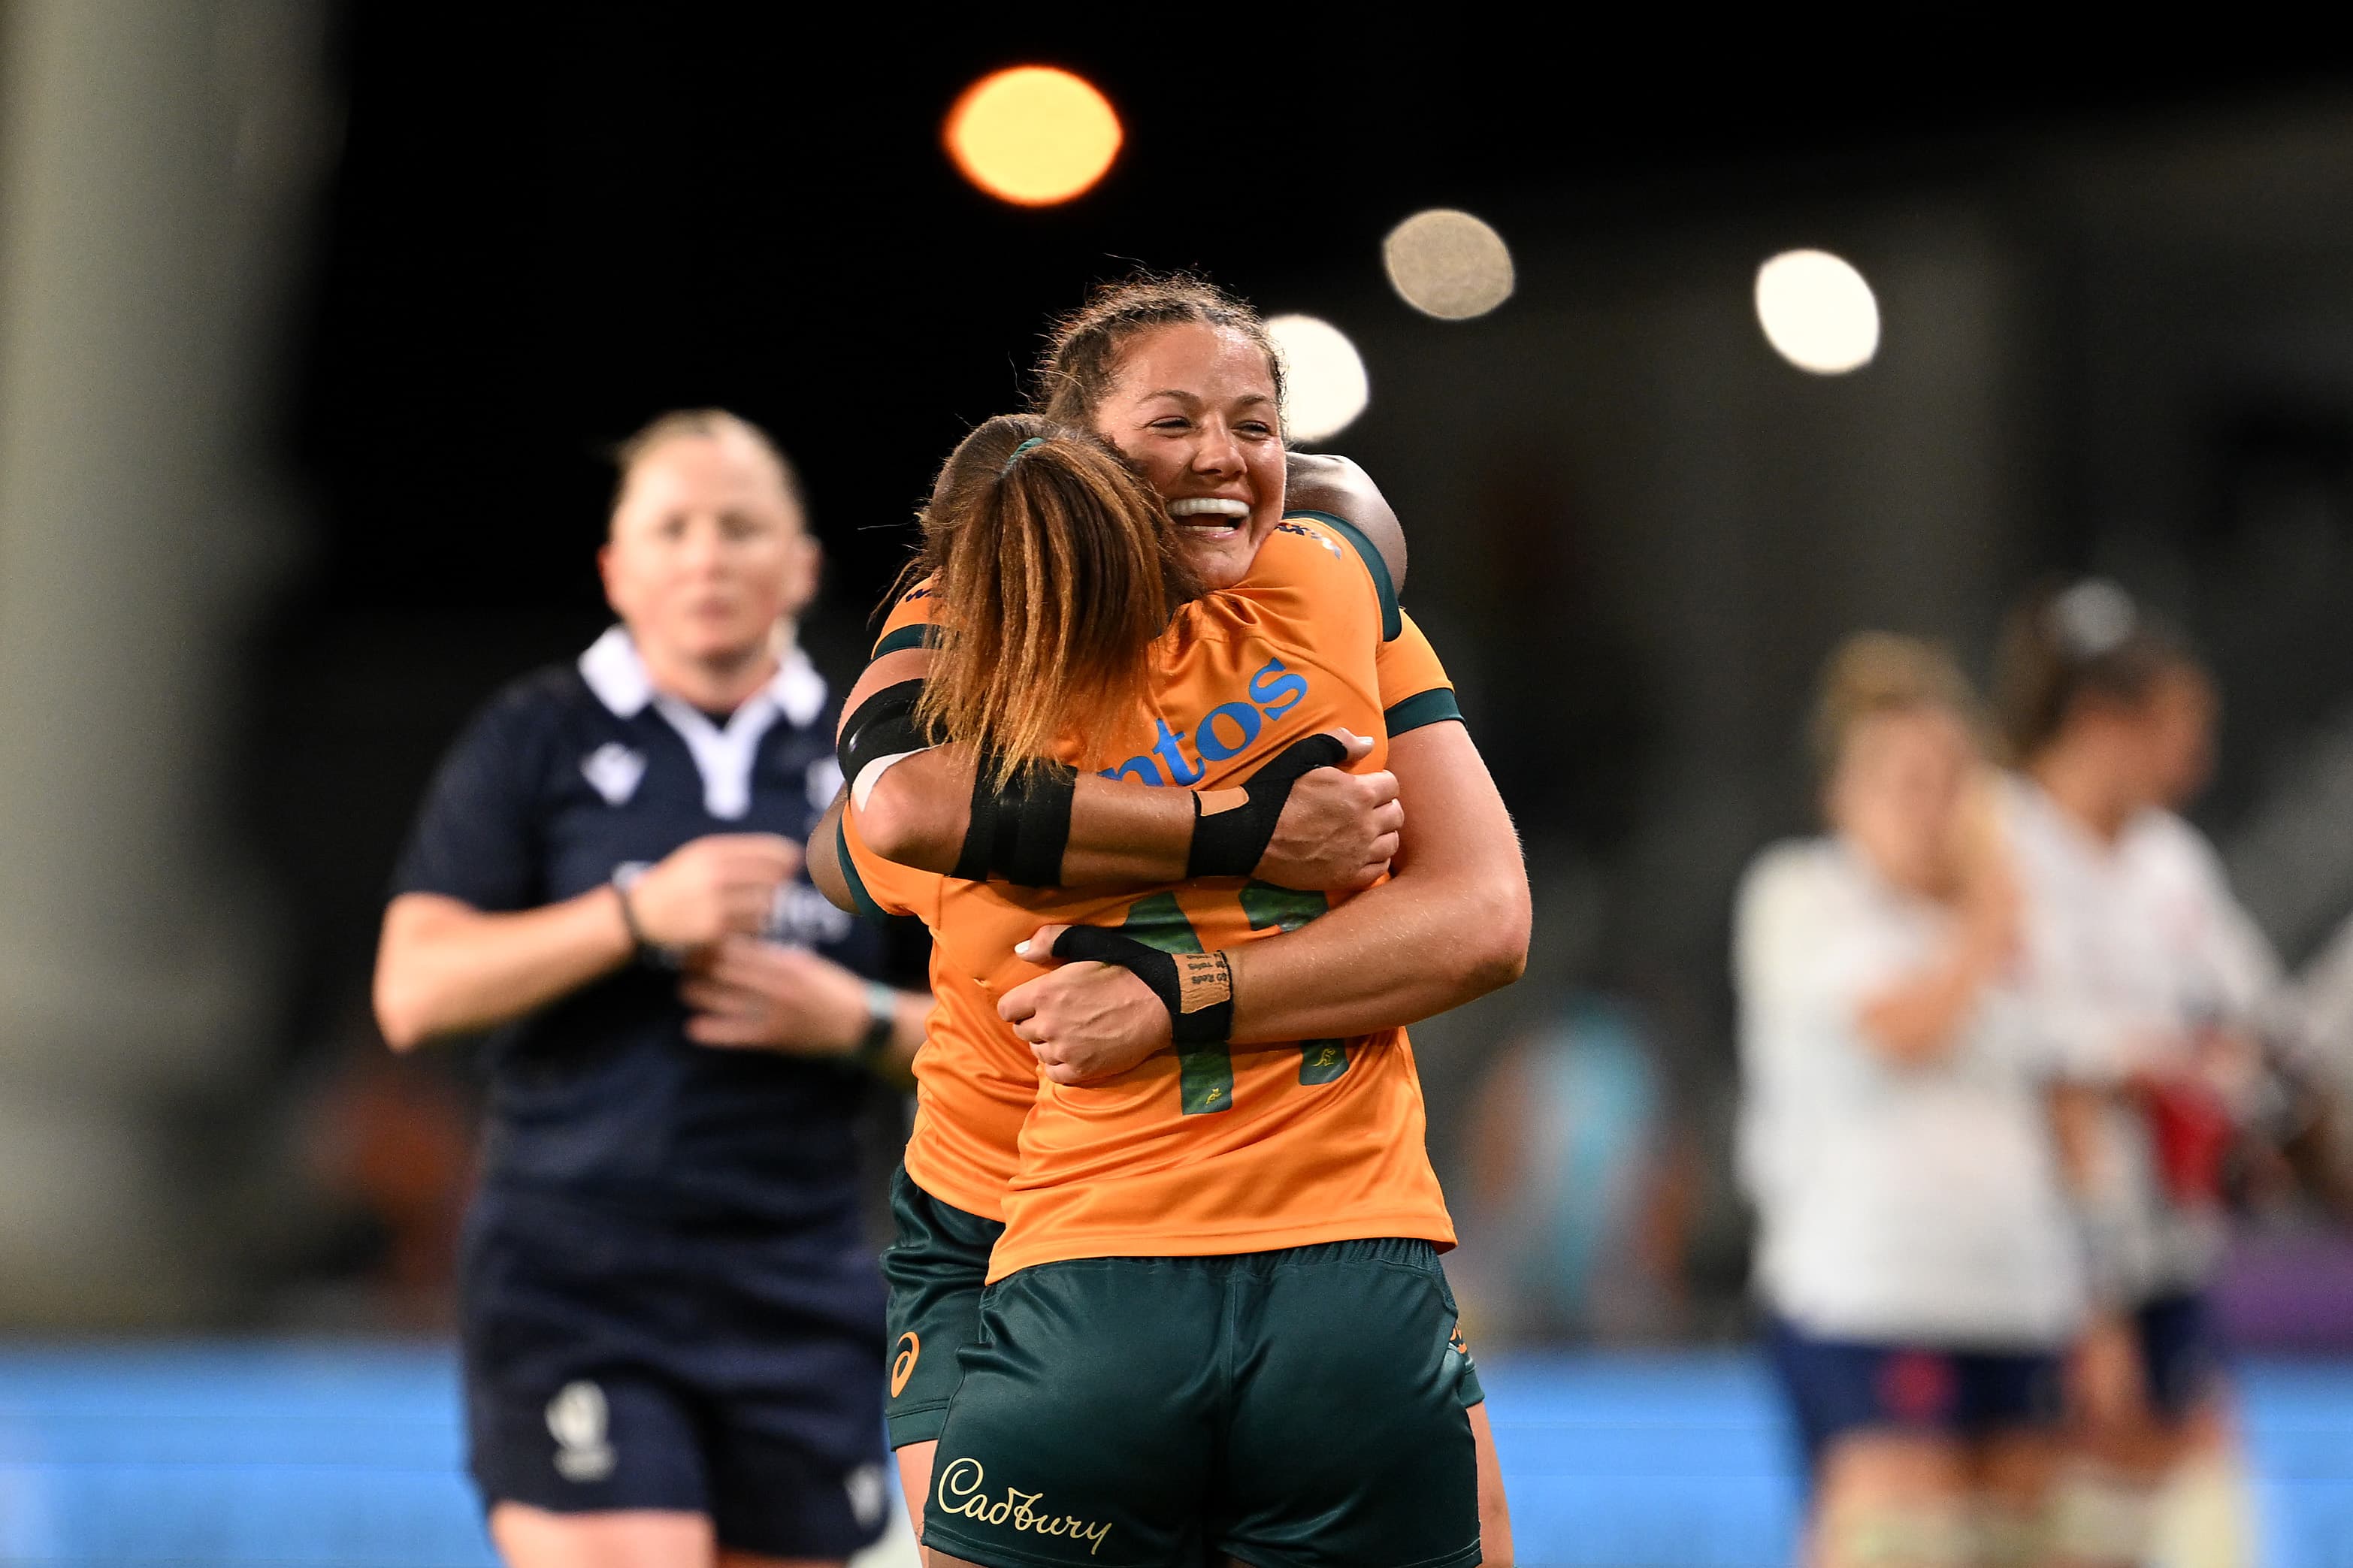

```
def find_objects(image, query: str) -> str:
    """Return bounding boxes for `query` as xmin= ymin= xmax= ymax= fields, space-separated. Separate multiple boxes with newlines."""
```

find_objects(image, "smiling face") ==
xmin=1090 ymin=322 xmax=1286 ymax=591
xmin=599 ymin=429 xmax=818 ymax=683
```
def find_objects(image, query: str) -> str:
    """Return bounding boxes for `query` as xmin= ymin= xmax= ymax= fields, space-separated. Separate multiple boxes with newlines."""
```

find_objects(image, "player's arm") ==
xmin=1286 ymin=451 xmax=1406 ymax=592
xmin=809 ymin=787 xmax=857 ymax=913
xmin=374 ymin=834 xmax=799 ymax=1049
xmin=841 ymin=649 xmax=1397 ymax=893
xmin=1000 ymin=719 xmax=1530 ymax=1077
xmin=1217 ymin=718 xmax=1525 ymax=1041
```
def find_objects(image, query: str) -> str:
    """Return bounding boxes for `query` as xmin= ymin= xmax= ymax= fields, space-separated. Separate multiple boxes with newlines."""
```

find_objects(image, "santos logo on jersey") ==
xmin=1099 ymin=657 xmax=1308 ymax=787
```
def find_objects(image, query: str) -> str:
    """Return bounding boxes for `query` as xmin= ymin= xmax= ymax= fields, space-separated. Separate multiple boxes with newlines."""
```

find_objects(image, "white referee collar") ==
xmin=579 ymin=626 xmax=828 ymax=819
xmin=579 ymin=625 xmax=827 ymax=729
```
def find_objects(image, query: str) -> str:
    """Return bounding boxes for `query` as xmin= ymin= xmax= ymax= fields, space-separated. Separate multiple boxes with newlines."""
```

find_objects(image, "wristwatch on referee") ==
xmin=609 ymin=863 xmax=679 ymax=968
xmin=854 ymin=980 xmax=899 ymax=1067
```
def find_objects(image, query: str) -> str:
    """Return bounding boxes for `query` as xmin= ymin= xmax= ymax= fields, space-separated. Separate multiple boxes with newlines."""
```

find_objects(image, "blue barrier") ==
xmin=2 ymin=1343 xmax=2350 ymax=1566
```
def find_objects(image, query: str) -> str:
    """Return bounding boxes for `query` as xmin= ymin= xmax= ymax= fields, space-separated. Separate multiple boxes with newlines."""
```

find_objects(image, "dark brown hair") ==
xmin=1031 ymin=272 xmax=1284 ymax=431
xmin=1993 ymin=579 xmax=2200 ymax=761
xmin=611 ymin=408 xmax=804 ymax=516
xmin=1811 ymin=631 xmax=1986 ymax=784
xmin=907 ymin=415 xmax=1199 ymax=786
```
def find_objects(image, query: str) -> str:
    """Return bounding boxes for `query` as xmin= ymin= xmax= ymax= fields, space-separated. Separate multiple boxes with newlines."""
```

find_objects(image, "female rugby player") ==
xmin=1995 ymin=582 xmax=2279 ymax=1567
xmin=1736 ymin=634 xmax=2082 ymax=1568
xmin=374 ymin=411 xmax=929 ymax=1568
xmin=827 ymin=277 xmax=1529 ymax=1568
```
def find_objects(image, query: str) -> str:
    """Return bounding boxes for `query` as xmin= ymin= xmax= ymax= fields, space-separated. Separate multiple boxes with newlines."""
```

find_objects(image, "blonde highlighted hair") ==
xmin=904 ymin=414 xmax=1199 ymax=787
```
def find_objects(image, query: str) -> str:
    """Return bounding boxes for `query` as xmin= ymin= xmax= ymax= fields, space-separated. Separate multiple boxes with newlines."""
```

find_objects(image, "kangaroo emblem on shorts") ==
xmin=547 ymin=1379 xmax=615 ymax=1482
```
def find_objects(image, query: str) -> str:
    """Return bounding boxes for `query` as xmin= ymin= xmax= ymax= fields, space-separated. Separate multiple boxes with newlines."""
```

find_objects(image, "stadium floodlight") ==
xmin=945 ymin=67 xmax=1122 ymax=207
xmin=1754 ymin=249 xmax=1879 ymax=374
xmin=1383 ymin=209 xmax=1515 ymax=320
xmin=1266 ymin=315 xmax=1369 ymax=443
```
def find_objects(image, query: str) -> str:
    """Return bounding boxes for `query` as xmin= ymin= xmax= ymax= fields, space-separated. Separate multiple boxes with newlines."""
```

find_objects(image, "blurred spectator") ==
xmin=1737 ymin=633 xmax=2082 ymax=1568
xmin=1994 ymin=581 xmax=2278 ymax=1568
xmin=298 ymin=1033 xmax=478 ymax=1331
xmin=1459 ymin=993 xmax=1699 ymax=1344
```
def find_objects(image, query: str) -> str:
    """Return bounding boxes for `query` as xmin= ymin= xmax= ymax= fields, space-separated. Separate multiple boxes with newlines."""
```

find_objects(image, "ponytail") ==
xmin=1993 ymin=579 xmax=2197 ymax=762
xmin=904 ymin=415 xmax=1199 ymax=787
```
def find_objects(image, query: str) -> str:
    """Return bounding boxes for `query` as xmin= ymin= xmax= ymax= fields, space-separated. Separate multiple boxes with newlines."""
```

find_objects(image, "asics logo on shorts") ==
xmin=936 ymin=1458 xmax=1114 ymax=1555
xmin=891 ymin=1332 xmax=920 ymax=1397
xmin=546 ymin=1380 xmax=615 ymax=1482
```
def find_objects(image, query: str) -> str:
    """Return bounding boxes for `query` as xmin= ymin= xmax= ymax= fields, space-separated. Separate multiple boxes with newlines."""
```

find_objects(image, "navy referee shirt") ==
xmin=393 ymin=627 xmax=888 ymax=1232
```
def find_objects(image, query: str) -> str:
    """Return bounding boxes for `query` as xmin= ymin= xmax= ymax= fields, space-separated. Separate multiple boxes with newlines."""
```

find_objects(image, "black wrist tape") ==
xmin=839 ymin=679 xmax=929 ymax=784
xmin=1186 ymin=733 xmax=1351 ymax=878
xmin=951 ymin=760 xmax=1077 ymax=887
xmin=1050 ymin=925 xmax=1235 ymax=1046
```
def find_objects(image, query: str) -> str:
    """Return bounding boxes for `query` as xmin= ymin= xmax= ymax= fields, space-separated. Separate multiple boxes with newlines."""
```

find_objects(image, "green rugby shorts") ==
xmin=881 ymin=1162 xmax=1005 ymax=1449
xmin=923 ymin=1237 xmax=1482 ymax=1568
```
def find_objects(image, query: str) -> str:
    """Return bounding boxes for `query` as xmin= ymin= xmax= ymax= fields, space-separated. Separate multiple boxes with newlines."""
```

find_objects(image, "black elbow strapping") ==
xmin=839 ymin=680 xmax=929 ymax=783
xmin=951 ymin=760 xmax=1077 ymax=887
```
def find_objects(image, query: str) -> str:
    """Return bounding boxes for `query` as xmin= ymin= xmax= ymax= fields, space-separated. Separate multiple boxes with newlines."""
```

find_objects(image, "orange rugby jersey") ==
xmin=845 ymin=512 xmax=1462 ymax=1275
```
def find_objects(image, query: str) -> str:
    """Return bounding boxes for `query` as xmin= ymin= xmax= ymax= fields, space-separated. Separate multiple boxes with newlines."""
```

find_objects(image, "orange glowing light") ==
xmin=945 ymin=67 xmax=1121 ymax=207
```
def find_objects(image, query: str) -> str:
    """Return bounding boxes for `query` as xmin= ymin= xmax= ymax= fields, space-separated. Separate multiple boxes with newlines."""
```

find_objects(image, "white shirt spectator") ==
xmin=1736 ymin=836 xmax=2085 ymax=1347
xmin=2001 ymin=776 xmax=2282 ymax=1298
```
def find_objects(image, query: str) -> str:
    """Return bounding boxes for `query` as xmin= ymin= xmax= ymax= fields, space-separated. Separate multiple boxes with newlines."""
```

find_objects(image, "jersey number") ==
xmin=1115 ymin=885 xmax=1349 ymax=1115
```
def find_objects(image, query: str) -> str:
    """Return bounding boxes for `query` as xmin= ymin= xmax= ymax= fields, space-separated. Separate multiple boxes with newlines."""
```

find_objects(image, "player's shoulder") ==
xmin=2124 ymin=808 xmax=2227 ymax=886
xmin=1992 ymin=772 xmax=2072 ymax=866
xmin=1262 ymin=510 xmax=1402 ymax=639
xmin=872 ymin=573 xmax=943 ymax=659
xmin=471 ymin=663 xmax=605 ymax=740
xmin=1737 ymin=837 xmax=1855 ymax=922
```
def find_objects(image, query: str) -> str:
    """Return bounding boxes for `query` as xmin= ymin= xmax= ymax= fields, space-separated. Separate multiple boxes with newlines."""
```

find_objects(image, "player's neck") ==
xmin=2030 ymin=745 xmax=2134 ymax=845
xmin=640 ymin=620 xmax=795 ymax=718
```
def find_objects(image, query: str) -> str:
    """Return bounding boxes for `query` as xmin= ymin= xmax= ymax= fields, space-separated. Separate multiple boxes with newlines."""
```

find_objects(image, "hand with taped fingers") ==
xmin=679 ymin=936 xmax=869 ymax=1054
xmin=1233 ymin=730 xmax=1402 ymax=893
xmin=625 ymin=833 xmax=801 ymax=951
xmin=1000 ymin=922 xmax=1220 ymax=1085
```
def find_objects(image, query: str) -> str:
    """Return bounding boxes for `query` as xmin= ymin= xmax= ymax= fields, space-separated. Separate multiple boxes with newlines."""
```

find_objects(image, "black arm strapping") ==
xmin=952 ymin=760 xmax=1076 ymax=886
xmin=838 ymin=679 xmax=929 ymax=784
xmin=1186 ymin=733 xmax=1351 ymax=878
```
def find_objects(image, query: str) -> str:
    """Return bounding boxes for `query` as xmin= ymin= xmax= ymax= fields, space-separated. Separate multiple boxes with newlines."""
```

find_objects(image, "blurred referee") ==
xmin=374 ymin=409 xmax=926 ymax=1568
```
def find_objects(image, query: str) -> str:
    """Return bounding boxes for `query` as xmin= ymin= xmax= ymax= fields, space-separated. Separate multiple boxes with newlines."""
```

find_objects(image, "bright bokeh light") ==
xmin=945 ymin=67 xmax=1121 ymax=206
xmin=1753 ymin=249 xmax=1880 ymax=374
xmin=1383 ymin=209 xmax=1515 ymax=319
xmin=1266 ymin=315 xmax=1369 ymax=443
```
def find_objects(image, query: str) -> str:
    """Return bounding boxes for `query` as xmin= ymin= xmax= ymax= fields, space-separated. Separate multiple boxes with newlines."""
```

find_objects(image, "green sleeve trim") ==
xmin=836 ymin=816 xmax=892 ymax=926
xmin=871 ymin=623 xmax=935 ymax=660
xmin=1285 ymin=509 xmax=1401 ymax=642
xmin=1384 ymin=687 xmax=1462 ymax=736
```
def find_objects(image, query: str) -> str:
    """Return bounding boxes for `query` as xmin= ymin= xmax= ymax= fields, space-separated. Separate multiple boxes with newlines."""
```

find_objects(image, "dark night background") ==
xmin=214 ymin=23 xmax=2353 ymax=1340
xmin=19 ymin=9 xmax=2353 ymax=1560
xmin=3 ymin=6 xmax=2351 ymax=1336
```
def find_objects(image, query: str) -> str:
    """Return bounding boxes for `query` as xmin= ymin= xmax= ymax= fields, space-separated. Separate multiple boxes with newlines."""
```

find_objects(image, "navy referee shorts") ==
xmin=460 ymin=1188 xmax=889 ymax=1558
